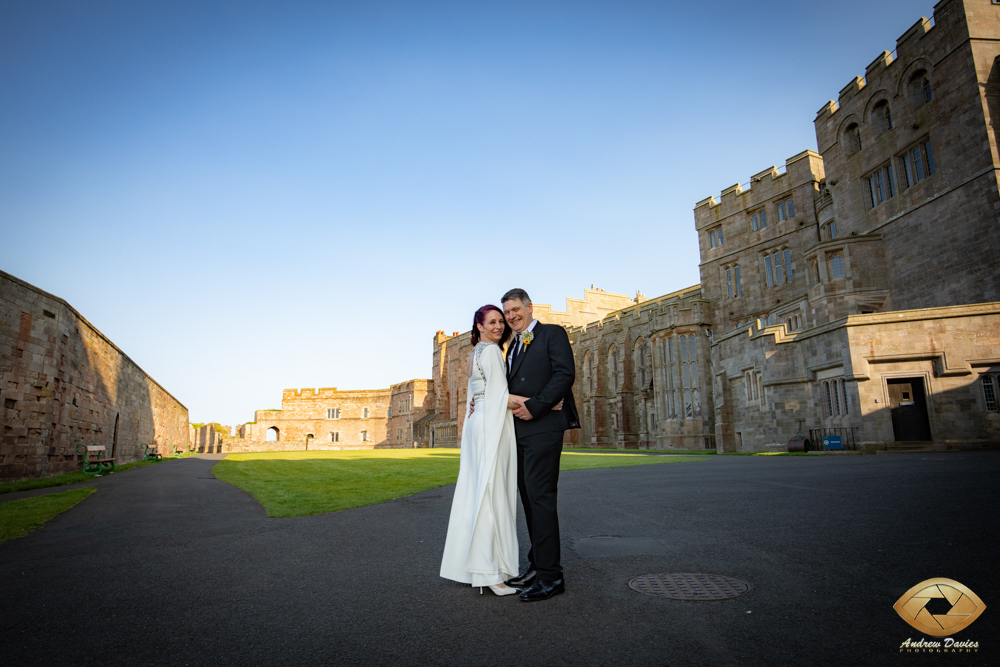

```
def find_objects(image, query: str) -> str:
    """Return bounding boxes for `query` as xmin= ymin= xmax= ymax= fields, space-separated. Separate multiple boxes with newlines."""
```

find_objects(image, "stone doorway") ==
xmin=887 ymin=378 xmax=932 ymax=442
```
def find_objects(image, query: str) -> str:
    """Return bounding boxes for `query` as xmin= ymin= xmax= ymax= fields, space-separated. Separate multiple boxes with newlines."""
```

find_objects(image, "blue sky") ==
xmin=1 ymin=0 xmax=930 ymax=426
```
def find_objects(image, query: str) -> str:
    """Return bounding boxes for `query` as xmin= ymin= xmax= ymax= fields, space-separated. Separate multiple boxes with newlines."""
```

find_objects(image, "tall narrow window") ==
xmin=833 ymin=380 xmax=841 ymax=416
xmin=840 ymin=379 xmax=849 ymax=415
xmin=709 ymin=231 xmax=715 ymax=248
xmin=733 ymin=265 xmax=742 ymax=296
xmin=663 ymin=338 xmax=676 ymax=418
xmin=363 ymin=407 xmax=369 ymax=418
xmin=759 ymin=210 xmax=767 ymax=229
xmin=330 ymin=431 xmax=339 ymax=442
xmin=726 ymin=267 xmax=733 ymax=299
xmin=866 ymin=164 xmax=895 ymax=208
xmin=764 ymin=253 xmax=774 ymax=287
xmin=777 ymin=200 xmax=786 ymax=222
xmin=361 ymin=431 xmax=368 ymax=442
xmin=716 ymin=229 xmax=724 ymax=246
xmin=982 ymin=374 xmax=997 ymax=412
xmin=783 ymin=248 xmax=794 ymax=282
xmin=587 ymin=353 xmax=595 ymax=393
xmin=825 ymin=381 xmax=833 ymax=417
xmin=786 ymin=199 xmax=794 ymax=217
xmin=773 ymin=251 xmax=784 ymax=285
xmin=751 ymin=213 xmax=759 ymax=231
xmin=922 ymin=77 xmax=932 ymax=103
xmin=830 ymin=254 xmax=845 ymax=278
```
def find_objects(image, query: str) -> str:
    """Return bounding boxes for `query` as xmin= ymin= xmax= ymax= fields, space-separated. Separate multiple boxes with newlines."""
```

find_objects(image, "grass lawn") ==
xmin=564 ymin=447 xmax=716 ymax=455
xmin=0 ymin=487 xmax=97 ymax=544
xmin=213 ymin=449 xmax=710 ymax=518
xmin=0 ymin=458 xmax=170 ymax=496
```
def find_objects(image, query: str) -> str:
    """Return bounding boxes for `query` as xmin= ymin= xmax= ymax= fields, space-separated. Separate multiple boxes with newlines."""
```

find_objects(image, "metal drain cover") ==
xmin=629 ymin=573 xmax=751 ymax=600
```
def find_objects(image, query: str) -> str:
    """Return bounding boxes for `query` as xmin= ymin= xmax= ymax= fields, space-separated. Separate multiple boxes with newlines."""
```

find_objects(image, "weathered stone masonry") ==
xmin=0 ymin=270 xmax=189 ymax=479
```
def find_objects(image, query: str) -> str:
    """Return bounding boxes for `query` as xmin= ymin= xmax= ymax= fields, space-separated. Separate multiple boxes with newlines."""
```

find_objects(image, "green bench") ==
xmin=172 ymin=445 xmax=185 ymax=457
xmin=142 ymin=443 xmax=162 ymax=462
xmin=76 ymin=443 xmax=115 ymax=475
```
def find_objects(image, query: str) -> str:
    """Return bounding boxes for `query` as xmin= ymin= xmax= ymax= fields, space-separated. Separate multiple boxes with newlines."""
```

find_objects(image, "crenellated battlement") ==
xmin=695 ymin=150 xmax=823 ymax=225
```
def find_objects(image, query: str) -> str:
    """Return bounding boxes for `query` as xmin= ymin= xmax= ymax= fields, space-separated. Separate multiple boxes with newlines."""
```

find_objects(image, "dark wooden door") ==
xmin=887 ymin=378 xmax=932 ymax=441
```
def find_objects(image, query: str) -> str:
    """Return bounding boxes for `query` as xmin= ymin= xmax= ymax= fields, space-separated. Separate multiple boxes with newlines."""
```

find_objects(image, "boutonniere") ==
xmin=521 ymin=331 xmax=535 ymax=346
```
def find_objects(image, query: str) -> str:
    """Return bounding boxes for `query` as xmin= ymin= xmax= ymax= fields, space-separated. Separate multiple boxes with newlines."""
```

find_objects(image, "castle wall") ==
xmin=251 ymin=387 xmax=392 ymax=448
xmin=387 ymin=379 xmax=435 ymax=447
xmin=568 ymin=286 xmax=715 ymax=450
xmin=0 ymin=270 xmax=189 ymax=479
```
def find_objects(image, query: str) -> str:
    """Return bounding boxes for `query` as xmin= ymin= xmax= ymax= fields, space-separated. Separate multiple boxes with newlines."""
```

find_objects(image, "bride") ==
xmin=440 ymin=304 xmax=522 ymax=596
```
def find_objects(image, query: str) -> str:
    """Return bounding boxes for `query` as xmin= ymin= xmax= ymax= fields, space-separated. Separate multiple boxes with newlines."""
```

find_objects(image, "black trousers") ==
xmin=516 ymin=430 xmax=564 ymax=581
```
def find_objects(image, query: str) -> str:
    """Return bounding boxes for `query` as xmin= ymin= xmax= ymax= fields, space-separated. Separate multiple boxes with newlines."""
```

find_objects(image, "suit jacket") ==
xmin=507 ymin=322 xmax=581 ymax=438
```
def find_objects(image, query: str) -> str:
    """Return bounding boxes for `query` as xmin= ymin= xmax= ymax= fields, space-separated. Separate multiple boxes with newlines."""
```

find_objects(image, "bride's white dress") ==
xmin=439 ymin=341 xmax=519 ymax=586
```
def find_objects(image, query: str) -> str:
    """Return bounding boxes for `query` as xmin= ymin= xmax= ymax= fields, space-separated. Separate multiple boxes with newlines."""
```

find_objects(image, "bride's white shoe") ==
xmin=481 ymin=583 xmax=519 ymax=597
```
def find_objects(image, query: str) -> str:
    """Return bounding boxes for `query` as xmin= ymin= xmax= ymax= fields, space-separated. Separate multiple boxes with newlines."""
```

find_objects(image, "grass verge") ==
xmin=0 ymin=458 xmax=168 ymax=495
xmin=564 ymin=447 xmax=716 ymax=455
xmin=213 ymin=449 xmax=710 ymax=518
xmin=0 ymin=487 xmax=97 ymax=544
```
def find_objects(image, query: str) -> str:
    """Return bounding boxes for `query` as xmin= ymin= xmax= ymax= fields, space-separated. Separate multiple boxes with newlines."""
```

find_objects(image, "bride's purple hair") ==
xmin=471 ymin=305 xmax=512 ymax=347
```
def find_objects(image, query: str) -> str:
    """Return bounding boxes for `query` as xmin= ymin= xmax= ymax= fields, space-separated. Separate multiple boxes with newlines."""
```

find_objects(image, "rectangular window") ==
xmin=759 ymin=210 xmax=767 ymax=228
xmin=751 ymin=213 xmax=758 ymax=231
xmin=363 ymin=407 xmax=369 ymax=418
xmin=983 ymin=375 xmax=997 ymax=412
xmin=777 ymin=201 xmax=786 ymax=222
xmin=786 ymin=199 xmax=794 ymax=217
xmin=726 ymin=267 xmax=733 ymax=299
xmin=764 ymin=254 xmax=774 ymax=287
xmin=734 ymin=265 xmax=742 ymax=296
xmin=716 ymin=229 xmax=723 ymax=246
xmin=901 ymin=139 xmax=935 ymax=188
xmin=865 ymin=164 xmax=895 ymax=208
xmin=327 ymin=408 xmax=340 ymax=419
xmin=774 ymin=251 xmax=784 ymax=285
xmin=709 ymin=231 xmax=715 ymax=248
xmin=783 ymin=248 xmax=793 ymax=283
xmin=361 ymin=431 xmax=368 ymax=442
xmin=330 ymin=431 xmax=339 ymax=443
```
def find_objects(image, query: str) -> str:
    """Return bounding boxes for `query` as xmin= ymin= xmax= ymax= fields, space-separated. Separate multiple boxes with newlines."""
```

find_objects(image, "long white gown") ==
xmin=439 ymin=341 xmax=519 ymax=586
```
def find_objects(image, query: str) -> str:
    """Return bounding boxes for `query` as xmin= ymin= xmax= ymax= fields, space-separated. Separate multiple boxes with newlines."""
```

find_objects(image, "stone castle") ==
xmin=3 ymin=0 xmax=999 ymax=477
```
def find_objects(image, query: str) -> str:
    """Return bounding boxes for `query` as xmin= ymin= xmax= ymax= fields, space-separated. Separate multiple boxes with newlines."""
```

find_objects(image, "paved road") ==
xmin=1 ymin=452 xmax=997 ymax=666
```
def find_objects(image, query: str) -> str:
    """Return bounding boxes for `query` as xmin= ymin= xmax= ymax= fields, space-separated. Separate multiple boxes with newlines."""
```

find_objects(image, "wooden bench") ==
xmin=76 ymin=443 xmax=116 ymax=475
xmin=142 ymin=443 xmax=162 ymax=462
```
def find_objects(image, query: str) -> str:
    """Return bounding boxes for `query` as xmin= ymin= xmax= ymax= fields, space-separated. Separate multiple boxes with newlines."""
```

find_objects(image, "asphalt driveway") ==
xmin=1 ymin=452 xmax=996 ymax=666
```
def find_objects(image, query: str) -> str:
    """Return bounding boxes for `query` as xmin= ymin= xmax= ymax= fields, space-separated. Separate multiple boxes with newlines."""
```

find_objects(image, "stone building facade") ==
xmin=428 ymin=0 xmax=1000 ymax=454
xmin=697 ymin=0 xmax=1000 ymax=452
xmin=0 ymin=270 xmax=190 ymax=479
xmin=387 ymin=379 xmax=435 ymax=448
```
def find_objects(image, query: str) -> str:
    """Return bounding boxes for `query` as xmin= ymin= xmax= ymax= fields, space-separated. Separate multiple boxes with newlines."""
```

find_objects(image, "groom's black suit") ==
xmin=507 ymin=322 xmax=580 ymax=581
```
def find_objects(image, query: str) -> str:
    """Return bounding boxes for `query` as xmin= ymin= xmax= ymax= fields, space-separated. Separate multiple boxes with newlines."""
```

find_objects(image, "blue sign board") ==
xmin=823 ymin=435 xmax=843 ymax=450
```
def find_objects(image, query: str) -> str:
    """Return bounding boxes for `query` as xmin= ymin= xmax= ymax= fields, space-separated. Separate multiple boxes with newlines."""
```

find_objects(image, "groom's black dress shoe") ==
xmin=519 ymin=578 xmax=564 ymax=601
xmin=506 ymin=569 xmax=536 ymax=589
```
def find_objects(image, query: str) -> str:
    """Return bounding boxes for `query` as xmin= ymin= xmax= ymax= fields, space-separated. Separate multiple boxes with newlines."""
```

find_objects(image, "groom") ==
xmin=501 ymin=288 xmax=580 ymax=601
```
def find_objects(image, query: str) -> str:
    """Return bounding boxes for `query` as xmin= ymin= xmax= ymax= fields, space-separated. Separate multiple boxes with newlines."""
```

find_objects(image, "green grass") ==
xmin=0 ymin=487 xmax=97 ymax=544
xmin=564 ymin=447 xmax=717 ymax=455
xmin=213 ymin=449 xmax=710 ymax=518
xmin=0 ymin=458 xmax=168 ymax=495
xmin=720 ymin=452 xmax=831 ymax=456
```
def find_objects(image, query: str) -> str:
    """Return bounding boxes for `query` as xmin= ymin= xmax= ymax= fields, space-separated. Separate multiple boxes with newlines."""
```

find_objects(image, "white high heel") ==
xmin=486 ymin=583 xmax=519 ymax=596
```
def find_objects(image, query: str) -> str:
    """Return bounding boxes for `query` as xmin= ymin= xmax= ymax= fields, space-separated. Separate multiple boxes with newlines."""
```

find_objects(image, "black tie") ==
xmin=509 ymin=335 xmax=521 ymax=368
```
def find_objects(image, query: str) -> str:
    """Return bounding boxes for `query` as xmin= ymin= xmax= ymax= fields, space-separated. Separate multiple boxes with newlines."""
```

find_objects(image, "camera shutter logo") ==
xmin=893 ymin=578 xmax=985 ymax=637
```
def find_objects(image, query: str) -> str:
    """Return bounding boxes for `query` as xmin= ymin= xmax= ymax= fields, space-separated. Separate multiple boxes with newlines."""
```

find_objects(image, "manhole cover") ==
xmin=629 ymin=573 xmax=751 ymax=600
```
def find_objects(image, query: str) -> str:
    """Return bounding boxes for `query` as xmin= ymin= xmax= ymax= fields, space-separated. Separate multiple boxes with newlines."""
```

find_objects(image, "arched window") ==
xmin=840 ymin=379 xmax=849 ymax=415
xmin=662 ymin=337 xmax=676 ymax=418
xmin=909 ymin=69 xmax=932 ymax=107
xmin=266 ymin=427 xmax=279 ymax=442
xmin=635 ymin=340 xmax=649 ymax=388
xmin=873 ymin=100 xmax=892 ymax=132
xmin=811 ymin=259 xmax=820 ymax=283
xmin=845 ymin=123 xmax=861 ymax=154
xmin=609 ymin=345 xmax=620 ymax=393
xmin=824 ymin=381 xmax=833 ymax=417
xmin=725 ymin=266 xmax=733 ymax=299
xmin=585 ymin=351 xmax=595 ymax=394
xmin=830 ymin=254 xmax=845 ymax=278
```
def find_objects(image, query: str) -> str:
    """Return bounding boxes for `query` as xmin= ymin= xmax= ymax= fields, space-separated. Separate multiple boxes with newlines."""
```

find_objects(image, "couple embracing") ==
xmin=440 ymin=288 xmax=579 ymax=601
